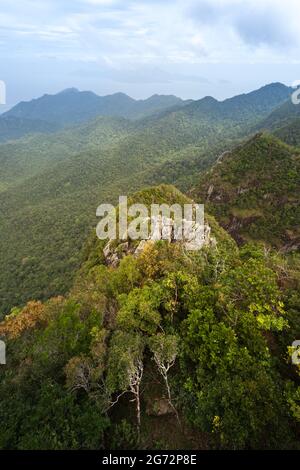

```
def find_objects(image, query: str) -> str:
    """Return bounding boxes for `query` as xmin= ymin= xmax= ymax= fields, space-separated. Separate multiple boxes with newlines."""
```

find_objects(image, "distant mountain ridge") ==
xmin=2 ymin=89 xmax=187 ymax=126
xmin=0 ymin=82 xmax=293 ymax=143
xmin=182 ymin=82 xmax=293 ymax=123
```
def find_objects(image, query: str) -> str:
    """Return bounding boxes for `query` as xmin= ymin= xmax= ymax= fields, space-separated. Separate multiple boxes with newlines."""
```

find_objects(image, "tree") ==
xmin=181 ymin=301 xmax=291 ymax=449
xmin=218 ymin=256 xmax=287 ymax=332
xmin=148 ymin=333 xmax=179 ymax=422
xmin=106 ymin=331 xmax=145 ymax=437
xmin=64 ymin=327 xmax=109 ymax=408
xmin=117 ymin=285 xmax=162 ymax=335
xmin=0 ymin=301 xmax=45 ymax=339
xmin=65 ymin=354 xmax=93 ymax=393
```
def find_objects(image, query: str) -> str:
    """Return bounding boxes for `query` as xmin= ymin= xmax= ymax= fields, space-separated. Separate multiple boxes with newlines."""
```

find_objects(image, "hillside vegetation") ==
xmin=0 ymin=185 xmax=299 ymax=450
xmin=191 ymin=133 xmax=300 ymax=249
xmin=0 ymin=83 xmax=293 ymax=315
xmin=0 ymin=116 xmax=60 ymax=143
xmin=0 ymin=80 xmax=300 ymax=451
xmin=274 ymin=118 xmax=300 ymax=147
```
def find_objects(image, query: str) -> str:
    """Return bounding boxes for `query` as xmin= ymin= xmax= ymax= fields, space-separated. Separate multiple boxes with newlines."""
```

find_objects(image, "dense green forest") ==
xmin=192 ymin=132 xmax=300 ymax=248
xmin=0 ymin=185 xmax=299 ymax=449
xmin=0 ymin=83 xmax=293 ymax=315
xmin=0 ymin=83 xmax=299 ymax=450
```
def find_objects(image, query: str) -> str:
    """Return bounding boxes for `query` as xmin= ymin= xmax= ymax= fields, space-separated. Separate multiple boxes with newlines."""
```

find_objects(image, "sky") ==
xmin=1 ymin=0 xmax=300 ymax=108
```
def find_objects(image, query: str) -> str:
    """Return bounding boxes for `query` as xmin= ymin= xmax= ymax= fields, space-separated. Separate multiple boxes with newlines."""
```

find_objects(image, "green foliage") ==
xmin=117 ymin=285 xmax=162 ymax=335
xmin=106 ymin=331 xmax=145 ymax=394
xmin=11 ymin=381 xmax=108 ymax=450
xmin=110 ymin=419 xmax=138 ymax=450
xmin=285 ymin=381 xmax=300 ymax=423
xmin=148 ymin=333 xmax=179 ymax=366
xmin=0 ymin=83 xmax=290 ymax=314
xmin=0 ymin=77 xmax=298 ymax=452
xmin=193 ymin=132 xmax=300 ymax=247
xmin=180 ymin=289 xmax=290 ymax=447
xmin=274 ymin=118 xmax=300 ymax=147
xmin=0 ymin=224 xmax=299 ymax=449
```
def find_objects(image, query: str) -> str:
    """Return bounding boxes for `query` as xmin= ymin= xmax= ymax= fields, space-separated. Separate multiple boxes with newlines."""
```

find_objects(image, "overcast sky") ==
xmin=1 ymin=0 xmax=300 ymax=107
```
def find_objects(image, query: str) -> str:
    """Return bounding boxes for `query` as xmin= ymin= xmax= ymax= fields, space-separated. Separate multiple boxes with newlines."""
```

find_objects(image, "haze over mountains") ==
xmin=0 ymin=81 xmax=298 ymax=315
xmin=0 ymin=89 xmax=187 ymax=142
xmin=0 ymin=82 xmax=292 ymax=143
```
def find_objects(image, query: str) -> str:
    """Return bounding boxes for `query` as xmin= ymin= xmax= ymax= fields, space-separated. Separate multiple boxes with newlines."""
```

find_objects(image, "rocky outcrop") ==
xmin=103 ymin=214 xmax=215 ymax=266
xmin=103 ymin=240 xmax=131 ymax=267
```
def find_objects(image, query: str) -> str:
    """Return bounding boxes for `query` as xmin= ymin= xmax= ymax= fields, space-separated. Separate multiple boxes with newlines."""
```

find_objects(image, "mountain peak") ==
xmin=2 ymin=88 xmax=186 ymax=126
xmin=260 ymin=82 xmax=290 ymax=91
xmin=57 ymin=87 xmax=80 ymax=95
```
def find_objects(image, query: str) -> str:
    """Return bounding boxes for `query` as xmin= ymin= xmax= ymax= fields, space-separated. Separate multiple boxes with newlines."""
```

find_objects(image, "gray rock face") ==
xmin=146 ymin=214 xmax=213 ymax=251
xmin=103 ymin=241 xmax=112 ymax=259
xmin=134 ymin=239 xmax=149 ymax=257
xmin=103 ymin=241 xmax=121 ymax=267
xmin=103 ymin=214 xmax=215 ymax=266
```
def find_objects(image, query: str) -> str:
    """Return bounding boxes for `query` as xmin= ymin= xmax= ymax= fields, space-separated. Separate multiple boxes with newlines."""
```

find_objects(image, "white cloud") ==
xmin=1 ymin=0 xmax=300 ymax=102
xmin=1 ymin=0 xmax=300 ymax=65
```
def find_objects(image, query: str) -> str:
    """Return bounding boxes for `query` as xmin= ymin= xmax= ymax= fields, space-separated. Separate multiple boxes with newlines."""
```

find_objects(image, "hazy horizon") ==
xmin=0 ymin=79 xmax=294 ymax=115
xmin=1 ymin=0 xmax=300 ymax=109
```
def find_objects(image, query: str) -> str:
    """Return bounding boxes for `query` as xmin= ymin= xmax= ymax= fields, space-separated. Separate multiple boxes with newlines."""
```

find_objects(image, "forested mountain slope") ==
xmin=0 ymin=83 xmax=295 ymax=315
xmin=0 ymin=116 xmax=60 ymax=143
xmin=0 ymin=77 xmax=300 ymax=451
xmin=190 ymin=133 xmax=300 ymax=249
xmin=0 ymin=184 xmax=299 ymax=450
xmin=181 ymin=82 xmax=292 ymax=125
xmin=0 ymin=116 xmax=234 ymax=315
xmin=260 ymin=96 xmax=300 ymax=131
xmin=274 ymin=118 xmax=300 ymax=147
xmin=0 ymin=116 xmax=134 ymax=190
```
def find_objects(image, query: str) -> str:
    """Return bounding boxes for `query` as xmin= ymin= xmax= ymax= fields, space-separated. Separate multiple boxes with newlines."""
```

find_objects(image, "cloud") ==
xmin=188 ymin=0 xmax=298 ymax=50
xmin=234 ymin=13 xmax=290 ymax=47
xmin=73 ymin=61 xmax=210 ymax=84
xmin=1 ymin=0 xmax=299 ymax=66
xmin=1 ymin=0 xmax=300 ymax=104
xmin=233 ymin=4 xmax=294 ymax=48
